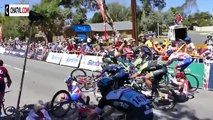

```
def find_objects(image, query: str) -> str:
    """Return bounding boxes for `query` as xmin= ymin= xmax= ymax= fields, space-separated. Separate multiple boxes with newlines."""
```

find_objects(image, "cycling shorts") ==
xmin=0 ymin=81 xmax=5 ymax=94
xmin=177 ymin=57 xmax=193 ymax=71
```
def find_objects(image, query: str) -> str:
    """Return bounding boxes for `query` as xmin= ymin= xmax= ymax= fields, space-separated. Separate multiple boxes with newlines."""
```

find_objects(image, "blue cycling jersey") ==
xmin=102 ymin=64 xmax=124 ymax=74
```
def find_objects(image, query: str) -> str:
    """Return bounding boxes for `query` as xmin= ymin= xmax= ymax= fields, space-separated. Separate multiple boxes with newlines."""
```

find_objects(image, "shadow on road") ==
xmin=154 ymin=104 xmax=212 ymax=120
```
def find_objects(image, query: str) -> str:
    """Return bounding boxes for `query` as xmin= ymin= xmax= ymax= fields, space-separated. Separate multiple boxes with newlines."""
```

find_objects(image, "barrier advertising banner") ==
xmin=46 ymin=52 xmax=63 ymax=64
xmin=0 ymin=47 xmax=5 ymax=54
xmin=79 ymin=55 xmax=103 ymax=71
xmin=169 ymin=62 xmax=204 ymax=88
xmin=60 ymin=53 xmax=82 ymax=67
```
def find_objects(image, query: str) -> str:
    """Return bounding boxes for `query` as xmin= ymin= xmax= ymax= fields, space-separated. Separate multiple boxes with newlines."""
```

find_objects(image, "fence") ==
xmin=1 ymin=46 xmax=213 ymax=90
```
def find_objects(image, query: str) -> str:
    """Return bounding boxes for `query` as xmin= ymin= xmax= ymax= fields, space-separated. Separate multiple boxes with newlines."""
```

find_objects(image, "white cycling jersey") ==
xmin=168 ymin=52 xmax=191 ymax=61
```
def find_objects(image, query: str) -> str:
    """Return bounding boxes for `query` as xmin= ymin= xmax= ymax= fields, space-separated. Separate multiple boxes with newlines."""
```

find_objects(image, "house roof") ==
xmin=88 ymin=21 xmax=132 ymax=32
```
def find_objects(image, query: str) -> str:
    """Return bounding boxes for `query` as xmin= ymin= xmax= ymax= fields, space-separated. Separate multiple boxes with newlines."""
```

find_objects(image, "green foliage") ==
xmin=89 ymin=12 xmax=103 ymax=23
xmin=0 ymin=12 xmax=32 ymax=40
xmin=88 ymin=3 xmax=131 ymax=23
xmin=183 ymin=12 xmax=213 ymax=27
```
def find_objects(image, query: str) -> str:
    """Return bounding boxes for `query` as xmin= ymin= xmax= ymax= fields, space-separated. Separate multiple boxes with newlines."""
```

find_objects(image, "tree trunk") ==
xmin=46 ymin=32 xmax=53 ymax=43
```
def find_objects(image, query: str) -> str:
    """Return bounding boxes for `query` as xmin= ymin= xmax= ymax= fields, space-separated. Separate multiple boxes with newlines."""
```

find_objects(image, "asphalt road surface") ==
xmin=0 ymin=54 xmax=213 ymax=120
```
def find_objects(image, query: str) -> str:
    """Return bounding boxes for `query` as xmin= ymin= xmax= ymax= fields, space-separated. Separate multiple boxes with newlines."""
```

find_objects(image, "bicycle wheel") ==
xmin=79 ymin=76 xmax=97 ymax=92
xmin=50 ymin=90 xmax=72 ymax=118
xmin=4 ymin=106 xmax=16 ymax=116
xmin=185 ymin=73 xmax=199 ymax=92
xmin=152 ymin=87 xmax=177 ymax=111
xmin=70 ymin=69 xmax=87 ymax=79
xmin=159 ymin=74 xmax=169 ymax=86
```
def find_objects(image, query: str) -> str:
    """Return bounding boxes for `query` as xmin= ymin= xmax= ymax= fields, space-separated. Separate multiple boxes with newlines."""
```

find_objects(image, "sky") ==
xmin=0 ymin=0 xmax=213 ymax=18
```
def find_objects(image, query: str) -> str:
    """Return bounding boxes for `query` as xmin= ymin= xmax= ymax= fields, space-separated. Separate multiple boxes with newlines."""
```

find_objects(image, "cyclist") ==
xmin=172 ymin=72 xmax=190 ymax=102
xmin=62 ymin=76 xmax=89 ymax=105
xmin=0 ymin=59 xmax=12 ymax=115
xmin=166 ymin=50 xmax=193 ymax=75
xmin=87 ymin=77 xmax=153 ymax=120
xmin=130 ymin=60 xmax=167 ymax=96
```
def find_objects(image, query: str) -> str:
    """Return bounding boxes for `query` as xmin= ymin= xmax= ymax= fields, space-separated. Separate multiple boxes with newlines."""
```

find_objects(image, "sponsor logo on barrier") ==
xmin=60 ymin=53 xmax=81 ymax=67
xmin=79 ymin=55 xmax=103 ymax=71
xmin=51 ymin=55 xmax=61 ymax=60
xmin=46 ymin=52 xmax=63 ymax=64
xmin=87 ymin=60 xmax=102 ymax=66
xmin=66 ymin=57 xmax=78 ymax=62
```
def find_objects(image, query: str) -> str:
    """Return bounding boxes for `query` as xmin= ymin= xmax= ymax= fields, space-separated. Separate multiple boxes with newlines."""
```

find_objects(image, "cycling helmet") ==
xmin=97 ymin=77 xmax=113 ymax=89
xmin=207 ymin=34 xmax=212 ymax=38
xmin=176 ymin=72 xmax=185 ymax=79
xmin=166 ymin=49 xmax=173 ymax=56
xmin=184 ymin=36 xmax=191 ymax=41
xmin=65 ymin=76 xmax=73 ymax=83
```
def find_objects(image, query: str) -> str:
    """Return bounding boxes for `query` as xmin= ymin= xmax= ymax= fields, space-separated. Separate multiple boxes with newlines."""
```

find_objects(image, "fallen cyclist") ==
xmin=61 ymin=76 xmax=90 ymax=105
xmin=87 ymin=77 xmax=153 ymax=120
xmin=171 ymin=72 xmax=191 ymax=103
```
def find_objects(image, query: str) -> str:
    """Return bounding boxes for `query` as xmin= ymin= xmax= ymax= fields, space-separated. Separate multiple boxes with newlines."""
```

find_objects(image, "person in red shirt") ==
xmin=0 ymin=59 xmax=12 ymax=115
xmin=175 ymin=12 xmax=182 ymax=25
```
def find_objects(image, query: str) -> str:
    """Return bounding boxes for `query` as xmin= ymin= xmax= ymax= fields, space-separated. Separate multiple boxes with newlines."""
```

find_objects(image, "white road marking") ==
xmin=4 ymin=64 xmax=29 ymax=73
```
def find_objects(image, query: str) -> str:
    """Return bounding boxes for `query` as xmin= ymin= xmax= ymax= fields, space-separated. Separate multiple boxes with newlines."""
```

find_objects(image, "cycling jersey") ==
xmin=0 ymin=66 xmax=8 ymax=82
xmin=102 ymin=64 xmax=129 ymax=88
xmin=102 ymin=64 xmax=124 ymax=74
xmin=168 ymin=52 xmax=193 ymax=71
xmin=0 ymin=66 xmax=8 ymax=93
xmin=94 ymin=88 xmax=153 ymax=120
xmin=65 ymin=84 xmax=81 ymax=101
xmin=168 ymin=52 xmax=191 ymax=61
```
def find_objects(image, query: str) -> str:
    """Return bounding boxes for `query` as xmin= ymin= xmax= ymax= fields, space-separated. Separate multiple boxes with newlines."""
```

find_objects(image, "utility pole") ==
xmin=131 ymin=0 xmax=138 ymax=44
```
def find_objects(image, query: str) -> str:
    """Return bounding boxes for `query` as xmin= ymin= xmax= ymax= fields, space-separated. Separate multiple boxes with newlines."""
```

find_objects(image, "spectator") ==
xmin=204 ymin=34 xmax=213 ymax=46
xmin=145 ymin=35 xmax=154 ymax=48
xmin=123 ymin=41 xmax=134 ymax=61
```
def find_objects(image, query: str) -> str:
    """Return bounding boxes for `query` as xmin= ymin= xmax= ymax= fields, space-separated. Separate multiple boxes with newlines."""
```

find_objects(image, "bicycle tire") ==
xmin=50 ymin=90 xmax=72 ymax=118
xmin=70 ymin=68 xmax=87 ymax=79
xmin=79 ymin=76 xmax=97 ymax=92
xmin=4 ymin=106 xmax=16 ymax=116
xmin=159 ymin=74 xmax=169 ymax=86
xmin=152 ymin=88 xmax=177 ymax=111
xmin=185 ymin=73 xmax=199 ymax=92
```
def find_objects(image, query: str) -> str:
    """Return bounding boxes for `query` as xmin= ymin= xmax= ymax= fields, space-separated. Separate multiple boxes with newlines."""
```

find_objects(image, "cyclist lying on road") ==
xmin=87 ymin=77 xmax=153 ymax=120
xmin=173 ymin=72 xmax=190 ymax=102
xmin=61 ymin=76 xmax=89 ymax=105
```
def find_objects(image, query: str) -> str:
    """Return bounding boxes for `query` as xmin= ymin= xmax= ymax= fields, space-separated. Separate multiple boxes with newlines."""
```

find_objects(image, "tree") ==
xmin=184 ymin=12 xmax=213 ymax=27
xmin=89 ymin=12 xmax=103 ymax=23
xmin=89 ymin=3 xmax=131 ymax=23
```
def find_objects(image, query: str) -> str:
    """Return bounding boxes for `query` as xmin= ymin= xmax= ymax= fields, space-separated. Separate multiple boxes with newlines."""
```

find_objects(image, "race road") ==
xmin=1 ymin=55 xmax=213 ymax=120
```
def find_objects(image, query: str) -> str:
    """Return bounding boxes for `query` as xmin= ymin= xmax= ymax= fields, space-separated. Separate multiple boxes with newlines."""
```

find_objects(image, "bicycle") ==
xmin=161 ymin=66 xmax=199 ymax=93
xmin=0 ymin=98 xmax=16 ymax=116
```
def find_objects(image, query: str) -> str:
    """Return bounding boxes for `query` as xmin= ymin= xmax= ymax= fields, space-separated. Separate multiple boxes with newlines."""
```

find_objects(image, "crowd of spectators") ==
xmin=0 ymin=33 xmax=213 ymax=61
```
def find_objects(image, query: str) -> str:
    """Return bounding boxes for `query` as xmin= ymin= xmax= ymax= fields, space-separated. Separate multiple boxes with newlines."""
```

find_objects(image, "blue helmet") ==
xmin=97 ymin=77 xmax=113 ymax=89
xmin=166 ymin=49 xmax=173 ymax=55
xmin=184 ymin=36 xmax=191 ymax=41
xmin=65 ymin=76 xmax=73 ymax=83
